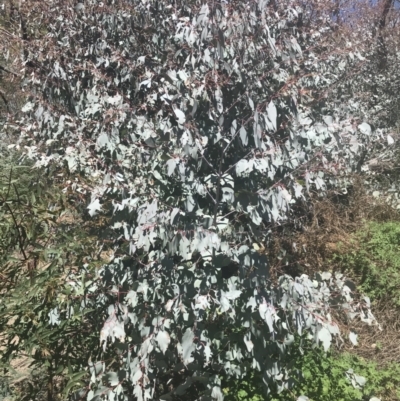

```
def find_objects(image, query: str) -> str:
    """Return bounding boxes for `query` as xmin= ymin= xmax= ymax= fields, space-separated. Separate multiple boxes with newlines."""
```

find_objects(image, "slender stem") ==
xmin=212 ymin=153 xmax=223 ymax=227
xmin=3 ymin=201 xmax=28 ymax=260
xmin=6 ymin=167 xmax=13 ymax=200
xmin=47 ymin=361 xmax=54 ymax=401
xmin=0 ymin=89 xmax=10 ymax=112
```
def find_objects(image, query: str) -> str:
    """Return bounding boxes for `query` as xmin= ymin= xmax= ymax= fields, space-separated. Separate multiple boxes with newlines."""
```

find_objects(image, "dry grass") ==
xmin=266 ymin=177 xmax=400 ymax=276
xmin=340 ymin=299 xmax=400 ymax=363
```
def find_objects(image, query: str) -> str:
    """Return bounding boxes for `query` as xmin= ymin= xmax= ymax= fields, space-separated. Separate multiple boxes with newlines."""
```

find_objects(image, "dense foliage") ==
xmin=4 ymin=0 xmax=400 ymax=400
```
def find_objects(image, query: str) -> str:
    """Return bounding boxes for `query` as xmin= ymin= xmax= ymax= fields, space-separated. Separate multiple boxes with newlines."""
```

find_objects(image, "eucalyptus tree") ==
xmin=2 ymin=0 xmax=381 ymax=400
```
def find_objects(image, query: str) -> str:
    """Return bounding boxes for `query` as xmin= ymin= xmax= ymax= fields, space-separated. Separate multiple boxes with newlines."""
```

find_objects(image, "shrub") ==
xmin=2 ymin=0 xmax=382 ymax=399
xmin=0 ymin=154 xmax=110 ymax=401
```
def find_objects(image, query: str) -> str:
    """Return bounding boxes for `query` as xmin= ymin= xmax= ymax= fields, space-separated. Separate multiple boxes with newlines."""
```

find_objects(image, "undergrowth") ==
xmin=223 ymin=346 xmax=400 ymax=401
xmin=333 ymin=221 xmax=400 ymax=306
xmin=241 ymin=185 xmax=400 ymax=401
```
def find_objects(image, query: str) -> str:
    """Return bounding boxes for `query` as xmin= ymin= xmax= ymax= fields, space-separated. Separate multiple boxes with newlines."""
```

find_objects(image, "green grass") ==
xmin=333 ymin=221 xmax=400 ymax=305
xmin=223 ymin=347 xmax=400 ymax=401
